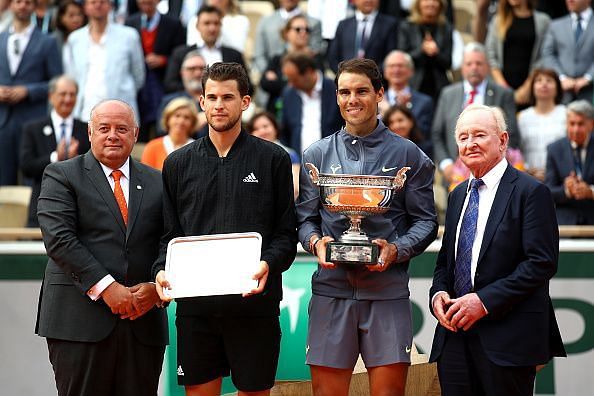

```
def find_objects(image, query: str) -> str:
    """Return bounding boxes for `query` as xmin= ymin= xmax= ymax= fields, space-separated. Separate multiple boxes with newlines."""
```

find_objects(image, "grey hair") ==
xmin=384 ymin=50 xmax=415 ymax=71
xmin=182 ymin=50 xmax=205 ymax=66
xmin=456 ymin=104 xmax=508 ymax=135
xmin=567 ymin=100 xmax=594 ymax=120
xmin=48 ymin=74 xmax=78 ymax=94
xmin=463 ymin=41 xmax=487 ymax=57
xmin=88 ymin=99 xmax=139 ymax=130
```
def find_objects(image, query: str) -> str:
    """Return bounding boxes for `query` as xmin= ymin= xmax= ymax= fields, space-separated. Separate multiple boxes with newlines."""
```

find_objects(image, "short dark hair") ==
xmin=382 ymin=104 xmax=425 ymax=143
xmin=197 ymin=4 xmax=222 ymax=19
xmin=201 ymin=62 xmax=250 ymax=97
xmin=528 ymin=68 xmax=563 ymax=106
xmin=56 ymin=0 xmax=87 ymax=34
xmin=335 ymin=58 xmax=383 ymax=92
xmin=281 ymin=51 xmax=317 ymax=75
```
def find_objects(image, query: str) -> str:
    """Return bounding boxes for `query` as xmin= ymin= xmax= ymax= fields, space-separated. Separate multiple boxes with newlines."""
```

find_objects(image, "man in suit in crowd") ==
xmin=542 ymin=0 xmax=594 ymax=103
xmin=64 ymin=0 xmax=145 ymax=122
xmin=164 ymin=5 xmax=248 ymax=93
xmin=0 ymin=0 xmax=62 ymax=185
xmin=156 ymin=50 xmax=208 ymax=137
xmin=432 ymin=42 xmax=517 ymax=185
xmin=20 ymin=75 xmax=89 ymax=227
xmin=545 ymin=100 xmax=594 ymax=225
xmin=35 ymin=99 xmax=168 ymax=396
xmin=379 ymin=50 xmax=434 ymax=141
xmin=327 ymin=0 xmax=398 ymax=73
xmin=126 ymin=0 xmax=186 ymax=141
xmin=279 ymin=51 xmax=343 ymax=157
xmin=430 ymin=104 xmax=565 ymax=396
xmin=252 ymin=0 xmax=322 ymax=74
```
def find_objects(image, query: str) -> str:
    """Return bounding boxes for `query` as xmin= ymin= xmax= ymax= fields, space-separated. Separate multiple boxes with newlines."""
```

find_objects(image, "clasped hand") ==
xmin=432 ymin=292 xmax=487 ymax=332
xmin=102 ymin=282 xmax=161 ymax=320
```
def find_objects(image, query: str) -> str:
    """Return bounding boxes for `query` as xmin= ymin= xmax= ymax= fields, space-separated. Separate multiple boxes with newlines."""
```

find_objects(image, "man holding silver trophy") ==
xmin=296 ymin=58 xmax=438 ymax=395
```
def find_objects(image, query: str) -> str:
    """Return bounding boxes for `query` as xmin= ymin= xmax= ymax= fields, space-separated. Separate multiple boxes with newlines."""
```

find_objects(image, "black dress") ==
xmin=502 ymin=15 xmax=535 ymax=89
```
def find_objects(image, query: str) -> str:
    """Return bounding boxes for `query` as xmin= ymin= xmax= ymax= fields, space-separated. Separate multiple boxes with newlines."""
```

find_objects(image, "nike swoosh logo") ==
xmin=405 ymin=346 xmax=411 ymax=353
xmin=382 ymin=166 xmax=398 ymax=172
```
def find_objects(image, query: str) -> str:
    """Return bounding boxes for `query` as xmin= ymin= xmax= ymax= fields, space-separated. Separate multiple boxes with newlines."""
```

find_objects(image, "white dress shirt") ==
xmin=49 ymin=110 xmax=75 ymax=163
xmin=81 ymin=30 xmax=108 ymax=122
xmin=86 ymin=158 xmax=131 ymax=300
xmin=7 ymin=23 xmax=34 ymax=75
xmin=299 ymin=71 xmax=323 ymax=152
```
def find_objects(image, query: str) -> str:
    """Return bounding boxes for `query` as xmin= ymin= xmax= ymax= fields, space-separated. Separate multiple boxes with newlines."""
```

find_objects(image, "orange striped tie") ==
xmin=111 ymin=170 xmax=128 ymax=226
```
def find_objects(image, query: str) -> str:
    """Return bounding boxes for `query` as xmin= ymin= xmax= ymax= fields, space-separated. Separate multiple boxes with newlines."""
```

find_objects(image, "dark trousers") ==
xmin=437 ymin=330 xmax=536 ymax=396
xmin=47 ymin=319 xmax=165 ymax=396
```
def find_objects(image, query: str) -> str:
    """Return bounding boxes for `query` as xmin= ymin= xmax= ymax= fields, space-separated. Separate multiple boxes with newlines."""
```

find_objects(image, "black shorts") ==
xmin=175 ymin=315 xmax=281 ymax=391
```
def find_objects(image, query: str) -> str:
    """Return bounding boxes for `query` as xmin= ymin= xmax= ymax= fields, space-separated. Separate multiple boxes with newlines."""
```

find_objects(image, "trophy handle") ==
xmin=393 ymin=167 xmax=411 ymax=189
xmin=305 ymin=163 xmax=320 ymax=185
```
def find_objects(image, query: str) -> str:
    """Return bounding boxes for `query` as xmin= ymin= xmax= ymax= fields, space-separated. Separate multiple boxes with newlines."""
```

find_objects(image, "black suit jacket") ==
xmin=545 ymin=137 xmax=594 ymax=225
xmin=125 ymin=12 xmax=186 ymax=82
xmin=35 ymin=152 xmax=168 ymax=346
xmin=430 ymin=165 xmax=565 ymax=366
xmin=327 ymin=13 xmax=399 ymax=73
xmin=279 ymin=76 xmax=343 ymax=156
xmin=163 ymin=43 xmax=249 ymax=93
xmin=20 ymin=117 xmax=90 ymax=227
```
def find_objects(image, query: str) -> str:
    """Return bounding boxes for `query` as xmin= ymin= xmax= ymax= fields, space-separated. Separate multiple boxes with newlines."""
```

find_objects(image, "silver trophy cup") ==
xmin=305 ymin=163 xmax=410 ymax=264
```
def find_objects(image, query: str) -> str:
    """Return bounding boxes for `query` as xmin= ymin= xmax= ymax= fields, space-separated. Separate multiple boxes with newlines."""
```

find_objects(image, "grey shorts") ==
xmin=306 ymin=295 xmax=413 ymax=369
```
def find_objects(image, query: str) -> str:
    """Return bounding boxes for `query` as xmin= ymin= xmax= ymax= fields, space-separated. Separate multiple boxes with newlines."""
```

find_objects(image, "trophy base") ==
xmin=326 ymin=241 xmax=379 ymax=265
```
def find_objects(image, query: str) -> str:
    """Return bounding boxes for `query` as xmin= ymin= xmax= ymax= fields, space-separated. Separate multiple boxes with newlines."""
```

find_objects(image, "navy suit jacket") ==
xmin=20 ymin=117 xmax=90 ymax=226
xmin=409 ymin=89 xmax=434 ymax=140
xmin=327 ymin=13 xmax=398 ymax=73
xmin=545 ymin=137 xmax=594 ymax=225
xmin=125 ymin=12 xmax=186 ymax=82
xmin=280 ymin=77 xmax=343 ymax=156
xmin=430 ymin=165 xmax=565 ymax=366
xmin=0 ymin=29 xmax=62 ymax=128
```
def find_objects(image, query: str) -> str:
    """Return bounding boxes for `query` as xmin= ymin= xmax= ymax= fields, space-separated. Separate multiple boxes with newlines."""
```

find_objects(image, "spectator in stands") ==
xmin=260 ymin=15 xmax=323 ymax=114
xmin=0 ymin=0 xmax=62 ymax=185
xmin=327 ymin=0 xmax=398 ymax=73
xmin=126 ymin=0 xmax=186 ymax=141
xmin=32 ymin=0 xmax=56 ymax=33
xmin=380 ymin=0 xmax=454 ymax=22
xmin=252 ymin=0 xmax=322 ymax=74
xmin=432 ymin=42 xmax=517 ymax=186
xmin=279 ymin=51 xmax=343 ymax=157
xmin=542 ymin=0 xmax=594 ymax=103
xmin=141 ymin=97 xmax=197 ymax=171
xmin=0 ymin=0 xmax=13 ymax=32
xmin=52 ymin=0 xmax=86 ymax=55
xmin=379 ymin=50 xmax=434 ymax=143
xmin=383 ymin=104 xmax=432 ymax=158
xmin=246 ymin=111 xmax=300 ymax=198
xmin=157 ymin=50 xmax=207 ymax=137
xmin=307 ymin=0 xmax=350 ymax=42
xmin=64 ymin=0 xmax=145 ymax=122
xmin=187 ymin=0 xmax=249 ymax=53
xmin=397 ymin=0 xmax=453 ymax=103
xmin=545 ymin=100 xmax=594 ymax=225
xmin=518 ymin=68 xmax=566 ymax=180
xmin=164 ymin=5 xmax=248 ymax=93
xmin=485 ymin=0 xmax=551 ymax=108
xmin=20 ymin=75 xmax=89 ymax=227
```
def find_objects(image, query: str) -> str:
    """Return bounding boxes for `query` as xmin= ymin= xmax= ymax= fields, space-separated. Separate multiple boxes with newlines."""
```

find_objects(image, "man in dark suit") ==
xmin=542 ymin=0 xmax=594 ymax=103
xmin=432 ymin=42 xmax=517 ymax=186
xmin=20 ymin=75 xmax=89 ymax=227
xmin=379 ymin=50 xmax=434 ymax=142
xmin=163 ymin=5 xmax=249 ymax=93
xmin=0 ymin=0 xmax=62 ymax=185
xmin=126 ymin=0 xmax=185 ymax=140
xmin=430 ymin=104 xmax=565 ymax=396
xmin=35 ymin=99 xmax=168 ymax=396
xmin=327 ymin=0 xmax=398 ymax=73
xmin=279 ymin=51 xmax=343 ymax=157
xmin=545 ymin=100 xmax=594 ymax=225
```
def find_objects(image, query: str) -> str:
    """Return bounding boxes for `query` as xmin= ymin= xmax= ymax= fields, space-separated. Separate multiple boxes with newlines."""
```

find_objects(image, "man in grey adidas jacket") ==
xmin=296 ymin=58 xmax=437 ymax=395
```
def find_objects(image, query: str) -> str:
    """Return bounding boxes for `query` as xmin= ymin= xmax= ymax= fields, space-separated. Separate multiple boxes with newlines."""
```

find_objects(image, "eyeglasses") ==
xmin=291 ymin=26 xmax=311 ymax=34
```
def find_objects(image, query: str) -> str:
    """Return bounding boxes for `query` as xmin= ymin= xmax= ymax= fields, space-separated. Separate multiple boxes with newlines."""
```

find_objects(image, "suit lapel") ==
xmin=447 ymin=183 xmax=467 ymax=265
xmin=477 ymin=165 xmax=516 ymax=264
xmin=15 ymin=29 xmax=39 ymax=77
xmin=126 ymin=159 xmax=144 ymax=239
xmin=84 ymin=152 xmax=127 ymax=233
xmin=0 ymin=34 xmax=9 ymax=77
xmin=42 ymin=119 xmax=58 ymax=153
xmin=577 ymin=14 xmax=594 ymax=48
xmin=484 ymin=82 xmax=496 ymax=106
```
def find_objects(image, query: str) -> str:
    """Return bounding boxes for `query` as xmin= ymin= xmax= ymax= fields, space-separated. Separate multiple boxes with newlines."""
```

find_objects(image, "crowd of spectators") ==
xmin=1 ymin=0 xmax=594 ymax=225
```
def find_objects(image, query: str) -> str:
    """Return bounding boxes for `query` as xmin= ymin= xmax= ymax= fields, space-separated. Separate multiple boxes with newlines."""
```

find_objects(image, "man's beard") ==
xmin=207 ymin=113 xmax=241 ymax=133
